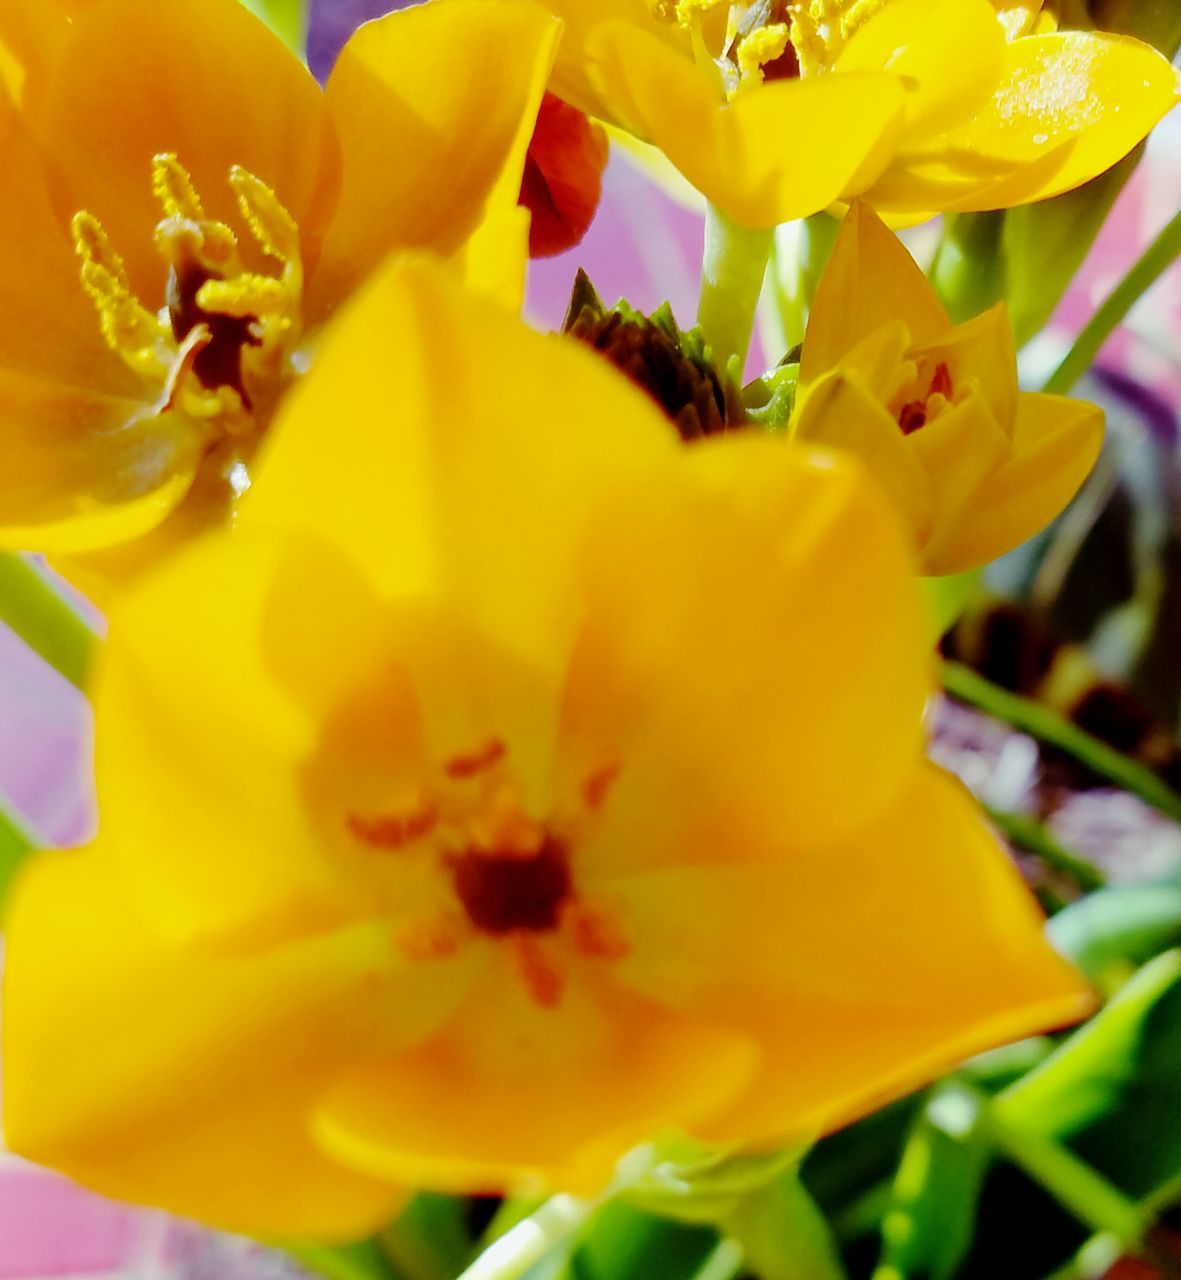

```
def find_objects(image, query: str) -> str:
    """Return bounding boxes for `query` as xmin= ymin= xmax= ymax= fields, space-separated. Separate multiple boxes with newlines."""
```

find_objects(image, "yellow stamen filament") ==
xmin=72 ymin=153 xmax=304 ymax=429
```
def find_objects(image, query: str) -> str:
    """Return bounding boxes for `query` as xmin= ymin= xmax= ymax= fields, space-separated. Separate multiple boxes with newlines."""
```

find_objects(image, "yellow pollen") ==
xmin=736 ymin=23 xmax=791 ymax=81
xmin=71 ymin=153 xmax=305 ymax=427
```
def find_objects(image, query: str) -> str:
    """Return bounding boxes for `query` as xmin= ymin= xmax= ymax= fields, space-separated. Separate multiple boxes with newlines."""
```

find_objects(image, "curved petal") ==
xmin=897 ymin=32 xmax=1181 ymax=213
xmin=248 ymin=254 xmax=680 ymax=675
xmin=0 ymin=89 xmax=134 ymax=395
xmin=836 ymin=0 xmax=1005 ymax=145
xmin=904 ymin=390 xmax=1013 ymax=574
xmin=314 ymin=967 xmax=757 ymax=1191
xmin=27 ymin=0 xmax=337 ymax=301
xmin=911 ymin=302 xmax=1018 ymax=436
xmin=929 ymin=391 xmax=1103 ymax=570
xmin=585 ymin=22 xmax=905 ymax=229
xmin=2 ymin=850 xmax=406 ymax=1240
xmin=0 ymin=0 xmax=68 ymax=105
xmin=603 ymin=764 xmax=1094 ymax=1147
xmin=310 ymin=0 xmax=560 ymax=317
xmin=801 ymin=201 xmax=949 ymax=385
xmin=557 ymin=437 xmax=931 ymax=867
xmin=791 ymin=371 xmax=935 ymax=551
xmin=0 ymin=374 xmax=202 ymax=554
xmin=533 ymin=0 xmax=693 ymax=125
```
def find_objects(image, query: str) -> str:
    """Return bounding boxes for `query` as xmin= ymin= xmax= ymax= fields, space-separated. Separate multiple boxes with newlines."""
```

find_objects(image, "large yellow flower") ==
xmin=0 ymin=0 xmax=557 ymax=582
xmin=522 ymin=0 xmax=1179 ymax=228
xmin=790 ymin=202 xmax=1104 ymax=575
xmin=2 ymin=256 xmax=1091 ymax=1237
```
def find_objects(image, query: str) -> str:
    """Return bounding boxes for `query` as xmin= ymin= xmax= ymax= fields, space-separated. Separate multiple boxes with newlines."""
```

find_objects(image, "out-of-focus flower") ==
xmin=3 ymin=255 xmax=1091 ymax=1236
xmin=0 ymin=0 xmax=557 ymax=584
xmin=516 ymin=0 xmax=1179 ymax=228
xmin=521 ymin=93 xmax=609 ymax=257
xmin=790 ymin=202 xmax=1103 ymax=575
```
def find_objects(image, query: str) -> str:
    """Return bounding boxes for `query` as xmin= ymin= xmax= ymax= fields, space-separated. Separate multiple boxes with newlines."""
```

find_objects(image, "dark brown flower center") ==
xmin=448 ymin=834 xmax=573 ymax=935
xmin=167 ymin=258 xmax=260 ymax=403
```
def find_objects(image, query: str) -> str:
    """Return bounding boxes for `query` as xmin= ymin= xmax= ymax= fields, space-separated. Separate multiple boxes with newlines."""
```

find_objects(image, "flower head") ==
xmin=789 ymin=202 xmax=1103 ymax=574
xmin=523 ymin=0 xmax=1179 ymax=228
xmin=0 ymin=0 xmax=558 ymax=584
xmin=2 ymin=256 xmax=1092 ymax=1236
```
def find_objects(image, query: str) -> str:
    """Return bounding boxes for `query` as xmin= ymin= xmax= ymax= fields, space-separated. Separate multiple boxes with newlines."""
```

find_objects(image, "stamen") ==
xmin=583 ymin=764 xmax=621 ymax=811
xmin=70 ymin=212 xmax=171 ymax=384
xmin=348 ymin=806 xmax=439 ymax=850
xmin=510 ymin=934 xmax=565 ymax=1008
xmin=71 ymin=152 xmax=305 ymax=431
xmin=566 ymin=902 xmax=631 ymax=961
xmin=445 ymin=739 xmax=508 ymax=781
xmin=152 ymin=151 xmax=206 ymax=222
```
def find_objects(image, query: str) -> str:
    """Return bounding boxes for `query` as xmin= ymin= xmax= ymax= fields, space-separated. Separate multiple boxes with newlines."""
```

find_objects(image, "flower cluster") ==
xmin=0 ymin=0 xmax=1176 ymax=1260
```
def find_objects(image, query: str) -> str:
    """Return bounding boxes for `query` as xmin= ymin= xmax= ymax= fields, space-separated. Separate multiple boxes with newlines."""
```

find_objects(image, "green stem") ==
xmin=983 ymin=1104 xmax=1147 ymax=1247
xmin=0 ymin=797 xmax=36 ymax=902
xmin=454 ymin=1195 xmax=591 ymax=1280
xmin=0 ymin=552 xmax=96 ymax=690
xmin=1044 ymin=204 xmax=1181 ymax=395
xmin=982 ymin=805 xmax=1106 ymax=892
xmin=941 ymin=660 xmax=1181 ymax=826
xmin=697 ymin=203 xmax=774 ymax=371
xmin=284 ymin=1241 xmax=400 ymax=1280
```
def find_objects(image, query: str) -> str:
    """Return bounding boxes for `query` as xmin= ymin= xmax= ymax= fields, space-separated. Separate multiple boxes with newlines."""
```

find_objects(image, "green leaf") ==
xmin=874 ymin=1088 xmax=993 ymax=1280
xmin=381 ymin=1194 xmax=476 ymax=1280
xmin=1049 ymin=880 xmax=1181 ymax=983
xmin=996 ymin=950 xmax=1181 ymax=1200
xmin=283 ymin=1240 xmax=403 ymax=1280
xmin=722 ymin=1171 xmax=847 ymax=1280
xmin=1002 ymin=150 xmax=1142 ymax=347
xmin=239 ymin=0 xmax=307 ymax=55
xmin=570 ymin=1203 xmax=719 ymax=1280
xmin=1089 ymin=0 xmax=1181 ymax=55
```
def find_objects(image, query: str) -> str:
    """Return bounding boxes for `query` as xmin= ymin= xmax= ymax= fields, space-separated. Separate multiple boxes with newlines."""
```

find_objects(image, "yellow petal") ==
xmin=992 ymin=0 xmax=1046 ymax=38
xmin=2 ymin=850 xmax=405 ymax=1240
xmin=605 ymin=764 xmax=1094 ymax=1147
xmin=0 ymin=0 xmax=67 ymax=105
xmin=315 ymin=970 xmax=757 ymax=1191
xmin=310 ymin=0 xmax=560 ymax=316
xmin=28 ymin=0 xmax=337 ymax=302
xmin=929 ymin=391 xmax=1103 ymax=570
xmin=800 ymin=201 xmax=949 ymax=387
xmin=248 ymin=254 xmax=680 ymax=675
xmin=904 ymin=391 xmax=1014 ymax=575
xmin=558 ymin=437 xmax=931 ymax=865
xmin=94 ymin=533 xmax=378 ymax=943
xmin=911 ymin=302 xmax=1018 ymax=435
xmin=584 ymin=22 xmax=905 ymax=228
xmin=791 ymin=371 xmax=935 ymax=551
xmin=895 ymin=32 xmax=1181 ymax=213
xmin=836 ymin=0 xmax=1006 ymax=146
xmin=0 ymin=374 xmax=202 ymax=553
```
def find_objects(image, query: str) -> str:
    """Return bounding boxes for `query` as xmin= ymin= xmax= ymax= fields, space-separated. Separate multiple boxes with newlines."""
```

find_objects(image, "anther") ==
xmin=152 ymin=152 xmax=206 ymax=222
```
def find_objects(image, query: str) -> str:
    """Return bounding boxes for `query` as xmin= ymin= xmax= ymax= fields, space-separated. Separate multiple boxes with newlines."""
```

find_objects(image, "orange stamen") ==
xmin=445 ymin=738 xmax=507 ymax=780
xmin=583 ymin=763 xmax=621 ymax=810
xmin=567 ymin=901 xmax=631 ymax=960
xmin=511 ymin=933 xmax=565 ymax=1007
xmin=348 ymin=806 xmax=437 ymax=850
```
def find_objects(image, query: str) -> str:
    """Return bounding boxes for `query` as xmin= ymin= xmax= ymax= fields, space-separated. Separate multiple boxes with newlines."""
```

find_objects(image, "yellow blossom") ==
xmin=516 ymin=0 xmax=1179 ymax=228
xmin=2 ymin=255 xmax=1092 ymax=1236
xmin=789 ymin=202 xmax=1103 ymax=575
xmin=0 ymin=0 xmax=557 ymax=586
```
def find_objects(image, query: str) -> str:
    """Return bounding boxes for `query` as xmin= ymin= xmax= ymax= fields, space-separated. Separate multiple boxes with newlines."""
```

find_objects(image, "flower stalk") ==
xmin=0 ymin=553 xmax=96 ymax=691
xmin=697 ymin=202 xmax=774 ymax=371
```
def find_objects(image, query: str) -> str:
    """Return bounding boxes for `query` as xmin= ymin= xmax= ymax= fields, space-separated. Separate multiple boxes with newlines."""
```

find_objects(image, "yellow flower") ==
xmin=0 ymin=0 xmax=557 ymax=584
xmin=790 ymin=202 xmax=1104 ymax=575
xmin=2 ymin=255 xmax=1092 ymax=1237
xmin=521 ymin=0 xmax=1179 ymax=228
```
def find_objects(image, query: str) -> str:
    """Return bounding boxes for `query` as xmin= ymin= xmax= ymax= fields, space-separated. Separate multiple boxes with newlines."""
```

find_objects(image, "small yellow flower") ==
xmin=522 ymin=0 xmax=1179 ymax=228
xmin=789 ymin=202 xmax=1104 ymax=575
xmin=0 ymin=0 xmax=557 ymax=584
xmin=2 ymin=256 xmax=1091 ymax=1237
